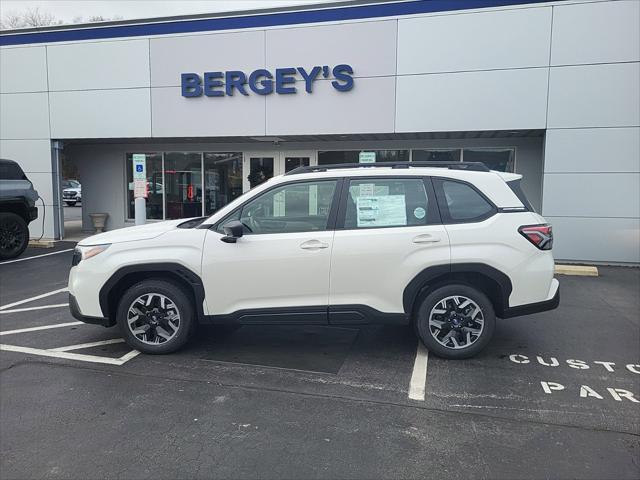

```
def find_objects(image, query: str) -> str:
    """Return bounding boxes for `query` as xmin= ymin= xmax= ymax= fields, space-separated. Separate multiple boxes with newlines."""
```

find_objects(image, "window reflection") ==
xmin=412 ymin=149 xmax=461 ymax=162
xmin=248 ymin=157 xmax=274 ymax=188
xmin=463 ymin=148 xmax=515 ymax=172
xmin=204 ymin=152 xmax=242 ymax=215
xmin=164 ymin=152 xmax=202 ymax=219
xmin=318 ymin=150 xmax=409 ymax=165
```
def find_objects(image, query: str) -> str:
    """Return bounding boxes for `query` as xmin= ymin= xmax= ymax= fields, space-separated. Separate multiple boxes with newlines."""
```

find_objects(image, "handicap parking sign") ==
xmin=136 ymin=165 xmax=143 ymax=173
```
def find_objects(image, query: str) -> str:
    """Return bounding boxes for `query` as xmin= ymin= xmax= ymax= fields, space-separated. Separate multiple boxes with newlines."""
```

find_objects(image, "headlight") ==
xmin=72 ymin=244 xmax=110 ymax=266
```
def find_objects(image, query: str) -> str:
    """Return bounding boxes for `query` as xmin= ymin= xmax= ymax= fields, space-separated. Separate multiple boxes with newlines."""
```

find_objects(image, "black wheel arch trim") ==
xmin=99 ymin=263 xmax=206 ymax=322
xmin=403 ymin=263 xmax=513 ymax=318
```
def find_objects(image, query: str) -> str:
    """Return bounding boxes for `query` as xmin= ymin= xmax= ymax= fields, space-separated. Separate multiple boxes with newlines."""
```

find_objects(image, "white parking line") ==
xmin=51 ymin=338 xmax=125 ymax=352
xmin=0 ymin=321 xmax=82 ymax=336
xmin=0 ymin=287 xmax=69 ymax=311
xmin=0 ymin=303 xmax=69 ymax=314
xmin=0 ymin=344 xmax=139 ymax=366
xmin=0 ymin=249 xmax=74 ymax=265
xmin=408 ymin=342 xmax=429 ymax=401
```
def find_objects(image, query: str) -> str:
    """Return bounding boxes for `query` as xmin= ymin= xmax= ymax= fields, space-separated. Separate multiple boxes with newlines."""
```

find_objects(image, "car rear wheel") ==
xmin=65 ymin=201 xmax=77 ymax=206
xmin=0 ymin=212 xmax=29 ymax=260
xmin=117 ymin=279 xmax=195 ymax=354
xmin=415 ymin=284 xmax=495 ymax=359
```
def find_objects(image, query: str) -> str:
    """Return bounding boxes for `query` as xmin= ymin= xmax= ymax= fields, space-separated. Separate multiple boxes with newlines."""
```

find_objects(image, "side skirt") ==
xmin=202 ymin=305 xmax=409 ymax=326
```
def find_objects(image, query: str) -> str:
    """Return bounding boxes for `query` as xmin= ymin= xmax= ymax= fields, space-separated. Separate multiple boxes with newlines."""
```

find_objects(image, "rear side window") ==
xmin=0 ymin=161 xmax=26 ymax=180
xmin=434 ymin=179 xmax=496 ymax=223
xmin=343 ymin=178 xmax=436 ymax=229
xmin=507 ymin=179 xmax=534 ymax=212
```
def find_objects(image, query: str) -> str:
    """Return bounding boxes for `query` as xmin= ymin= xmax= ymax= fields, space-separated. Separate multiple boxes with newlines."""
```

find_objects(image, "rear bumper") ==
xmin=69 ymin=293 xmax=114 ymax=327
xmin=28 ymin=206 xmax=38 ymax=222
xmin=501 ymin=282 xmax=560 ymax=319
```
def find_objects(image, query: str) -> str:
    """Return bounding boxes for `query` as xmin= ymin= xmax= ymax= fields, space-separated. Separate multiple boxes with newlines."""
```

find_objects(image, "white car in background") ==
xmin=62 ymin=179 xmax=81 ymax=206
xmin=68 ymin=161 xmax=559 ymax=359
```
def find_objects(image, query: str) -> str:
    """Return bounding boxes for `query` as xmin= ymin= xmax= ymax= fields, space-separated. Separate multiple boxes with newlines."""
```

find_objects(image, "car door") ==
xmin=201 ymin=178 xmax=341 ymax=323
xmin=328 ymin=176 xmax=450 ymax=323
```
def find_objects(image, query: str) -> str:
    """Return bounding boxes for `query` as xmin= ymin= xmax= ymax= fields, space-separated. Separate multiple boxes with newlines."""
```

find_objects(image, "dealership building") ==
xmin=0 ymin=0 xmax=638 ymax=263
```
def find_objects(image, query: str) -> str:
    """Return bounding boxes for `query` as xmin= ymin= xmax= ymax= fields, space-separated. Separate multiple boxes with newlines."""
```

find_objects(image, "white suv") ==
xmin=68 ymin=162 xmax=559 ymax=359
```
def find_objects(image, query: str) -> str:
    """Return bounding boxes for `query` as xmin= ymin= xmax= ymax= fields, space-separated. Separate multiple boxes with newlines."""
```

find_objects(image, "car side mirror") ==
xmin=221 ymin=220 xmax=244 ymax=243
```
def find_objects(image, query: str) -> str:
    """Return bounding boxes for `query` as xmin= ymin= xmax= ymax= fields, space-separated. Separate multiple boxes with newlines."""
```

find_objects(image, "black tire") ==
xmin=116 ymin=279 xmax=195 ymax=354
xmin=0 ymin=212 xmax=29 ymax=260
xmin=415 ymin=284 xmax=496 ymax=359
xmin=65 ymin=202 xmax=76 ymax=207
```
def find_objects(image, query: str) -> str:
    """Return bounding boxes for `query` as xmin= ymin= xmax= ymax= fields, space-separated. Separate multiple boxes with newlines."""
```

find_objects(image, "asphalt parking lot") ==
xmin=1 ymin=244 xmax=638 ymax=480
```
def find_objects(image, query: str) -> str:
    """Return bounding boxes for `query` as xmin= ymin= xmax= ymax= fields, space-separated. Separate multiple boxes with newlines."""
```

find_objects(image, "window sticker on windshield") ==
xmin=356 ymin=195 xmax=407 ymax=227
xmin=413 ymin=207 xmax=426 ymax=219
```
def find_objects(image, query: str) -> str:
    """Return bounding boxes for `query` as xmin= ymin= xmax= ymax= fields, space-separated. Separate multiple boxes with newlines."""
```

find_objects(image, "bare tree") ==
xmin=0 ymin=7 xmax=62 ymax=29
xmin=1 ymin=8 xmax=123 ymax=30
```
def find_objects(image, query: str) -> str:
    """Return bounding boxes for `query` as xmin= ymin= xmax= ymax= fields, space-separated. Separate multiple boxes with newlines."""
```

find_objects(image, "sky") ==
xmin=1 ymin=0 xmax=345 ymax=24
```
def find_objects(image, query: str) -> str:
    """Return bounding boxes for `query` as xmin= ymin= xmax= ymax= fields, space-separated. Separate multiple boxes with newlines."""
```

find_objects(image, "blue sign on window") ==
xmin=181 ymin=65 xmax=354 ymax=98
xmin=135 ymin=165 xmax=144 ymax=172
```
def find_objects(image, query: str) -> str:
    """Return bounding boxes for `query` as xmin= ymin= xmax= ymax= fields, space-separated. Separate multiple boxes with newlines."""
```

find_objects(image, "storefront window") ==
xmin=204 ymin=152 xmax=242 ymax=215
xmin=318 ymin=150 xmax=409 ymax=165
xmin=248 ymin=157 xmax=274 ymax=188
xmin=463 ymin=148 xmax=515 ymax=172
xmin=126 ymin=153 xmax=163 ymax=220
xmin=164 ymin=152 xmax=203 ymax=219
xmin=412 ymin=149 xmax=461 ymax=162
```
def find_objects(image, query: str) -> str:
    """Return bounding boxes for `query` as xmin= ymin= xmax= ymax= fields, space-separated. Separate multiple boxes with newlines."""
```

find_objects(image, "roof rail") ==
xmin=285 ymin=161 xmax=490 ymax=176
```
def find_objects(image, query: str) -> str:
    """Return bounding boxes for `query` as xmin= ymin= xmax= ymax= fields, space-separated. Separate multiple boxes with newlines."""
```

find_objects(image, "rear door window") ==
xmin=434 ymin=179 xmax=496 ymax=223
xmin=343 ymin=178 xmax=437 ymax=229
xmin=0 ymin=161 xmax=26 ymax=180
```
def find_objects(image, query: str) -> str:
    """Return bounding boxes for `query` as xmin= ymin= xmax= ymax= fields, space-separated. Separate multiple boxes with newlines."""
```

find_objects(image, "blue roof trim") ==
xmin=0 ymin=0 xmax=552 ymax=46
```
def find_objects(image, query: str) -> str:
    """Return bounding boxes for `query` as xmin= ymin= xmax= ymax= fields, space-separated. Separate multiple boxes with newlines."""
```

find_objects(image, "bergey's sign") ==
xmin=181 ymin=64 xmax=354 ymax=97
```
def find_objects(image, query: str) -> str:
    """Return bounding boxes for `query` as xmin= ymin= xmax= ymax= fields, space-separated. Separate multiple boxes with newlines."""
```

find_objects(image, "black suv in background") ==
xmin=0 ymin=159 xmax=39 ymax=260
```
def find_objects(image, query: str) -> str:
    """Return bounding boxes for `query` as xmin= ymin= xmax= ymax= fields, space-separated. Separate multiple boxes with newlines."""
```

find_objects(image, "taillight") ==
xmin=519 ymin=224 xmax=553 ymax=250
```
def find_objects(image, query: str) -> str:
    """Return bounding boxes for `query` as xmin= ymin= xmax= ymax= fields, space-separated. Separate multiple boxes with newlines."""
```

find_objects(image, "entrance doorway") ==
xmin=243 ymin=151 xmax=317 ymax=191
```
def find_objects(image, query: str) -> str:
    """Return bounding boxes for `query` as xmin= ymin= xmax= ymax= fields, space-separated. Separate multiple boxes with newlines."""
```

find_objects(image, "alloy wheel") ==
xmin=0 ymin=218 xmax=25 ymax=256
xmin=127 ymin=293 xmax=181 ymax=345
xmin=428 ymin=295 xmax=484 ymax=349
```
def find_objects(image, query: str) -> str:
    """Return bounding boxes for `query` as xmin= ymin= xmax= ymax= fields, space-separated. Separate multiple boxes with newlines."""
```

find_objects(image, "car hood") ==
xmin=79 ymin=219 xmax=192 ymax=245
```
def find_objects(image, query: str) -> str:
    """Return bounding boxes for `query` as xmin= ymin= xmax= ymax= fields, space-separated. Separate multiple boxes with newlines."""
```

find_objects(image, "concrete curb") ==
xmin=28 ymin=240 xmax=55 ymax=249
xmin=555 ymin=264 xmax=599 ymax=277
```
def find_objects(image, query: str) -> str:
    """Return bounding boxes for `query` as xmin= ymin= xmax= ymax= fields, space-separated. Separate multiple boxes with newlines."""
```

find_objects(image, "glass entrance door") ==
xmin=243 ymin=151 xmax=316 ymax=192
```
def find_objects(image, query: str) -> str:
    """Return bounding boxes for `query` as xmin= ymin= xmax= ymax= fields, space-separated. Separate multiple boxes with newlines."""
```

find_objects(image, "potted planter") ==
xmin=89 ymin=213 xmax=109 ymax=233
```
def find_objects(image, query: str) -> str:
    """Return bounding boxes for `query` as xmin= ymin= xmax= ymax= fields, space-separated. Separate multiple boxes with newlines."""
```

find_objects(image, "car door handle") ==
xmin=300 ymin=240 xmax=329 ymax=250
xmin=413 ymin=234 xmax=441 ymax=244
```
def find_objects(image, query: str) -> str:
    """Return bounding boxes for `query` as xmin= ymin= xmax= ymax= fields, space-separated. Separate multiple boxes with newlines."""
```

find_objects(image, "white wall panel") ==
xmin=547 ymin=63 xmax=640 ymax=128
xmin=267 ymin=20 xmax=397 ymax=78
xmin=0 ymin=47 xmax=47 ymax=93
xmin=50 ymin=89 xmax=151 ymax=138
xmin=267 ymin=77 xmax=395 ymax=135
xmin=0 ymin=139 xmax=51 ymax=173
xmin=47 ymin=39 xmax=150 ymax=91
xmin=396 ymin=68 xmax=548 ymax=132
xmin=150 ymin=31 xmax=264 ymax=87
xmin=398 ymin=7 xmax=551 ymax=74
xmin=551 ymin=0 xmax=640 ymax=66
xmin=542 ymin=173 xmax=639 ymax=218
xmin=151 ymin=87 xmax=265 ymax=137
xmin=545 ymin=127 xmax=640 ymax=173
xmin=28 ymin=204 xmax=56 ymax=240
xmin=25 ymin=171 xmax=56 ymax=205
xmin=0 ymin=92 xmax=50 ymax=139
xmin=548 ymin=216 xmax=640 ymax=263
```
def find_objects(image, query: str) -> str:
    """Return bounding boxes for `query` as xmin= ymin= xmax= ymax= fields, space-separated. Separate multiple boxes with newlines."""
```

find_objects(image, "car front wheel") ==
xmin=117 ymin=279 xmax=194 ymax=354
xmin=0 ymin=212 xmax=29 ymax=260
xmin=65 ymin=202 xmax=76 ymax=206
xmin=415 ymin=284 xmax=496 ymax=359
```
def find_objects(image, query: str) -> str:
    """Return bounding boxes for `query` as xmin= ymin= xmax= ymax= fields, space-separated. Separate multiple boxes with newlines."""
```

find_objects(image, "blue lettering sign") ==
xmin=181 ymin=65 xmax=354 ymax=98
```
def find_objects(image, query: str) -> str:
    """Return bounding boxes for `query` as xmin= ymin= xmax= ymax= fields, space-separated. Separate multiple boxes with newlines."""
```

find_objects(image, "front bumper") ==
xmin=69 ymin=293 xmax=114 ymax=327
